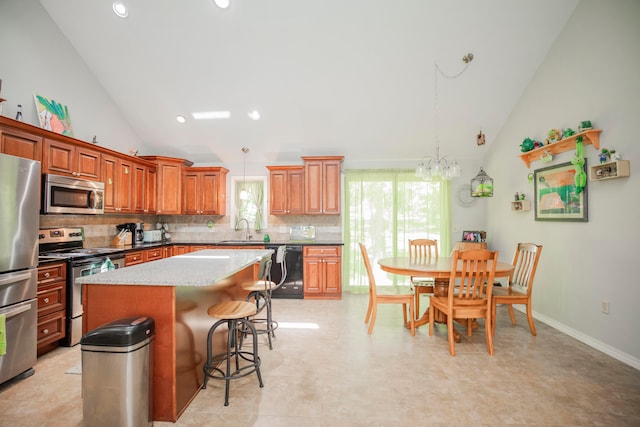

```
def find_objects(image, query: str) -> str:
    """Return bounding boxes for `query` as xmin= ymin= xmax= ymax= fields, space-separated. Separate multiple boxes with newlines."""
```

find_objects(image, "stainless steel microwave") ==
xmin=42 ymin=174 xmax=104 ymax=214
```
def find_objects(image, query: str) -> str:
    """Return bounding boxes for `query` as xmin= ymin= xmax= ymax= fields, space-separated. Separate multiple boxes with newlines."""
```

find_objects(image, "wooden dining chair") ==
xmin=359 ymin=243 xmax=415 ymax=336
xmin=408 ymin=239 xmax=438 ymax=319
xmin=491 ymin=243 xmax=542 ymax=336
xmin=429 ymin=249 xmax=498 ymax=356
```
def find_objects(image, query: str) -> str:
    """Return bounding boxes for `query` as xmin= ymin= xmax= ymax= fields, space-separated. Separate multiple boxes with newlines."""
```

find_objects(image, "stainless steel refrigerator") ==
xmin=0 ymin=153 xmax=40 ymax=385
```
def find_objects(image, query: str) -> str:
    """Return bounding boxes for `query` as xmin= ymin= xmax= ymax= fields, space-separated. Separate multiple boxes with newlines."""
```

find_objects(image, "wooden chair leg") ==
xmin=447 ymin=313 xmax=456 ymax=356
xmin=526 ymin=303 xmax=537 ymax=336
xmin=491 ymin=302 xmax=497 ymax=336
xmin=507 ymin=305 xmax=517 ymax=325
xmin=486 ymin=313 xmax=494 ymax=355
xmin=402 ymin=303 xmax=408 ymax=325
xmin=367 ymin=305 xmax=377 ymax=334
xmin=409 ymin=303 xmax=415 ymax=336
xmin=365 ymin=294 xmax=373 ymax=324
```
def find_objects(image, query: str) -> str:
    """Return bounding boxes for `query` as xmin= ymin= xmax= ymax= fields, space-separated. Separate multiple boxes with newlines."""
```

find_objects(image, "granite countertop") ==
xmin=75 ymin=249 xmax=273 ymax=287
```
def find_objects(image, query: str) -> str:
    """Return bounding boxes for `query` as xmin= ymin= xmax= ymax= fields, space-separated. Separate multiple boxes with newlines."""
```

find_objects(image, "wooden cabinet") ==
xmin=140 ymin=156 xmax=193 ymax=214
xmin=125 ymin=250 xmax=145 ymax=266
xmin=172 ymin=245 xmax=190 ymax=256
xmin=303 ymin=246 xmax=342 ymax=299
xmin=102 ymin=154 xmax=133 ymax=213
xmin=0 ymin=125 xmax=42 ymax=160
xmin=266 ymin=166 xmax=305 ymax=215
xmin=146 ymin=167 xmax=157 ymax=213
xmin=183 ymin=167 xmax=228 ymax=215
xmin=43 ymin=138 xmax=102 ymax=180
xmin=37 ymin=262 xmax=66 ymax=356
xmin=161 ymin=245 xmax=172 ymax=259
xmin=302 ymin=156 xmax=343 ymax=215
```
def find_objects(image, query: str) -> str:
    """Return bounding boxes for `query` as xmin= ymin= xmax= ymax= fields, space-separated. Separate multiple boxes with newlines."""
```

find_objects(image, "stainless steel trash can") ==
xmin=81 ymin=316 xmax=155 ymax=427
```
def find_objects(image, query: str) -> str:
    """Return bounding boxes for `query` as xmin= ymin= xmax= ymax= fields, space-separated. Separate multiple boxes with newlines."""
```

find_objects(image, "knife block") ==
xmin=111 ymin=231 xmax=132 ymax=246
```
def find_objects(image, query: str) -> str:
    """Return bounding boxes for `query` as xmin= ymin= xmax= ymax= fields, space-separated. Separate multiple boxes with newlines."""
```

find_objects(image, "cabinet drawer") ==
xmin=125 ymin=251 xmax=144 ymax=266
xmin=303 ymin=246 xmax=341 ymax=257
xmin=144 ymin=248 xmax=162 ymax=262
xmin=38 ymin=282 xmax=66 ymax=317
xmin=38 ymin=263 xmax=66 ymax=285
xmin=37 ymin=311 xmax=66 ymax=348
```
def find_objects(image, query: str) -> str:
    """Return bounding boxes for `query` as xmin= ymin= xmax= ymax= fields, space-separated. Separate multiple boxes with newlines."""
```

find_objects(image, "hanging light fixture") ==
xmin=470 ymin=167 xmax=494 ymax=197
xmin=416 ymin=53 xmax=473 ymax=181
xmin=239 ymin=147 xmax=249 ymax=200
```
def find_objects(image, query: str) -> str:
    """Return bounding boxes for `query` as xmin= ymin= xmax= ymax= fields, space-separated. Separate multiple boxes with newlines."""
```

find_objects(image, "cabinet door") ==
xmin=304 ymin=159 xmax=323 ymax=214
xmin=323 ymin=257 xmax=342 ymax=294
xmin=322 ymin=160 xmax=342 ymax=214
xmin=288 ymin=169 xmax=305 ymax=214
xmin=183 ymin=172 xmax=200 ymax=214
xmin=200 ymin=171 xmax=220 ymax=214
xmin=146 ymin=167 xmax=157 ymax=213
xmin=268 ymin=166 xmax=304 ymax=215
xmin=157 ymin=161 xmax=182 ymax=214
xmin=303 ymin=257 xmax=323 ymax=294
xmin=0 ymin=126 xmax=42 ymax=160
xmin=269 ymin=169 xmax=288 ymax=214
xmin=102 ymin=155 xmax=118 ymax=212
xmin=133 ymin=163 xmax=146 ymax=213
xmin=118 ymin=159 xmax=133 ymax=212
xmin=76 ymin=146 xmax=101 ymax=180
xmin=43 ymin=138 xmax=75 ymax=176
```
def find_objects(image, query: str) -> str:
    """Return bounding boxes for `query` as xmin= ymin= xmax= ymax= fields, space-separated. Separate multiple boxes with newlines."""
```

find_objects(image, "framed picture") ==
xmin=534 ymin=161 xmax=588 ymax=222
xmin=33 ymin=93 xmax=74 ymax=136
xmin=462 ymin=230 xmax=485 ymax=243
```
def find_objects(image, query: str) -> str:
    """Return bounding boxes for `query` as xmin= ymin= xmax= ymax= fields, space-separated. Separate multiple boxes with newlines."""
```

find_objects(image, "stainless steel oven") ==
xmin=42 ymin=173 xmax=104 ymax=215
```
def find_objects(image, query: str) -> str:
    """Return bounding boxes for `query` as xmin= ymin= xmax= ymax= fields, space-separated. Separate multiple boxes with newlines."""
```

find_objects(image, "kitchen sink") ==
xmin=219 ymin=240 xmax=260 ymax=244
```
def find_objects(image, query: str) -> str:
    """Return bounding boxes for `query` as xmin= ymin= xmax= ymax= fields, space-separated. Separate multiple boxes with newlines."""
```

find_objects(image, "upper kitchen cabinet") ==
xmin=140 ymin=156 xmax=193 ymax=215
xmin=43 ymin=138 xmax=102 ymax=180
xmin=266 ymin=165 xmax=305 ymax=215
xmin=0 ymin=123 xmax=43 ymax=161
xmin=102 ymin=153 xmax=132 ymax=213
xmin=183 ymin=166 xmax=228 ymax=215
xmin=302 ymin=156 xmax=343 ymax=215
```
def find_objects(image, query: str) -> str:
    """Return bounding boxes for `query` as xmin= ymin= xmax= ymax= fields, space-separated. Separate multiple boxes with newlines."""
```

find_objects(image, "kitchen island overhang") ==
xmin=76 ymin=249 xmax=273 ymax=422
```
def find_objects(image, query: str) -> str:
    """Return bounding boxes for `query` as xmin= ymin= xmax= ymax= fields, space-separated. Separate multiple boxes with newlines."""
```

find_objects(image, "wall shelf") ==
xmin=511 ymin=200 xmax=531 ymax=212
xmin=519 ymin=129 xmax=602 ymax=168
xmin=589 ymin=160 xmax=630 ymax=181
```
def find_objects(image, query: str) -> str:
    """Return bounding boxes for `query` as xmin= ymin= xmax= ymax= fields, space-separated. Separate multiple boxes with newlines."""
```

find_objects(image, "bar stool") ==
xmin=202 ymin=300 xmax=264 ymax=406
xmin=241 ymin=246 xmax=287 ymax=349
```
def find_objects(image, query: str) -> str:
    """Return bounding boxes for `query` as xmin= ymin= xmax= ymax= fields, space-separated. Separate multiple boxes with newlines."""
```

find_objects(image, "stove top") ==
xmin=39 ymin=227 xmax=125 ymax=262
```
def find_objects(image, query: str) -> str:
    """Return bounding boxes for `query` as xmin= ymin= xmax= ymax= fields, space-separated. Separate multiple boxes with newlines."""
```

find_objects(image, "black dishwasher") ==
xmin=267 ymin=245 xmax=304 ymax=299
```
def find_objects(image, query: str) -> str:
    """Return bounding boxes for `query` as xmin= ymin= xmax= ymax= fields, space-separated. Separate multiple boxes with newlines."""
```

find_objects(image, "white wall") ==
xmin=0 ymin=0 xmax=144 ymax=154
xmin=485 ymin=0 xmax=640 ymax=368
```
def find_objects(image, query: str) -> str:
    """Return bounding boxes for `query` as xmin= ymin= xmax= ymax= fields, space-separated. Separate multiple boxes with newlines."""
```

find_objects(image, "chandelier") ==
xmin=416 ymin=53 xmax=474 ymax=181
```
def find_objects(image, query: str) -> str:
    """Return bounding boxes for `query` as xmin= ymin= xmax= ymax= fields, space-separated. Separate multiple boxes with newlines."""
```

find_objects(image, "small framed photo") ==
xmin=462 ymin=230 xmax=485 ymax=243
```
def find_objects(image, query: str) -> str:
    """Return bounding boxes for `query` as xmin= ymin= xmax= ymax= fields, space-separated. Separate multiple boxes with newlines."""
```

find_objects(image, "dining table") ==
xmin=377 ymin=255 xmax=513 ymax=339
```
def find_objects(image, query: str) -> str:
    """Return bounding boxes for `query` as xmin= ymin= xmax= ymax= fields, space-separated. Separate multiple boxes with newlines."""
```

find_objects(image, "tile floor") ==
xmin=1 ymin=294 xmax=640 ymax=426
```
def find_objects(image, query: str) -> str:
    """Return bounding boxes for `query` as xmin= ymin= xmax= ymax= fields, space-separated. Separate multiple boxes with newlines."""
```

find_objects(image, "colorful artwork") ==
xmin=33 ymin=93 xmax=74 ymax=136
xmin=534 ymin=161 xmax=588 ymax=222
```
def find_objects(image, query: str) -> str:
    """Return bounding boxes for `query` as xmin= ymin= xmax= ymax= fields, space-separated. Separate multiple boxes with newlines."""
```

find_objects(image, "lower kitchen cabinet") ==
xmin=125 ymin=250 xmax=145 ymax=266
xmin=144 ymin=247 xmax=163 ymax=262
xmin=37 ymin=262 xmax=67 ymax=357
xmin=303 ymin=246 xmax=342 ymax=299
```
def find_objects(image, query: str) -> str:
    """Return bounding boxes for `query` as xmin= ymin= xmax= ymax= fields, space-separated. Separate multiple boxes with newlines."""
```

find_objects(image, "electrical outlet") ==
xmin=601 ymin=301 xmax=609 ymax=314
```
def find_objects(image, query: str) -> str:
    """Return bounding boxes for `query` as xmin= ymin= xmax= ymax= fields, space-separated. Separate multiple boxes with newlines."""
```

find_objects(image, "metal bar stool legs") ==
xmin=202 ymin=303 xmax=264 ymax=406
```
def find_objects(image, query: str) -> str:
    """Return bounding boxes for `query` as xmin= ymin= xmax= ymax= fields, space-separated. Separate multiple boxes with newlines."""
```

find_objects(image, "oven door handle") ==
xmin=0 ymin=302 xmax=32 ymax=319
xmin=0 ymin=271 xmax=33 ymax=288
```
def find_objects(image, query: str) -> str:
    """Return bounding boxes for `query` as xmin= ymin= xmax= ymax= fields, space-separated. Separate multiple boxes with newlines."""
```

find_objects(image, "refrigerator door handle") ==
xmin=0 ymin=302 xmax=32 ymax=318
xmin=0 ymin=271 xmax=34 ymax=288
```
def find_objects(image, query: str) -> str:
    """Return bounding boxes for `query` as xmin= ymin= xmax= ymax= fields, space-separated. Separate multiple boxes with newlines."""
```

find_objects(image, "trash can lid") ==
xmin=81 ymin=316 xmax=155 ymax=347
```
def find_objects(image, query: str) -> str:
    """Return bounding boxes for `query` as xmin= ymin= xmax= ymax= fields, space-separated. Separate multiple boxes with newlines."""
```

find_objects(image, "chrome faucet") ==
xmin=236 ymin=218 xmax=252 ymax=241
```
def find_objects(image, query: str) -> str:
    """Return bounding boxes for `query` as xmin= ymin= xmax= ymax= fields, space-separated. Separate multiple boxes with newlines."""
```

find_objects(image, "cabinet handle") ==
xmin=44 ymin=298 xmax=49 ymax=303
xmin=44 ymin=272 xmax=50 ymax=278
xmin=43 ymin=328 xmax=49 ymax=335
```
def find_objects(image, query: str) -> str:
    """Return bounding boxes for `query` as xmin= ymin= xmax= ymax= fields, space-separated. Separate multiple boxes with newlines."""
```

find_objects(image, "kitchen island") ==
xmin=76 ymin=249 xmax=273 ymax=422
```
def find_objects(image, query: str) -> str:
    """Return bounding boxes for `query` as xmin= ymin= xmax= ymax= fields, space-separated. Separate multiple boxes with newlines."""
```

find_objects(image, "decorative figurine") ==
xmin=599 ymin=149 xmax=611 ymax=164
xmin=520 ymin=137 xmax=535 ymax=152
xmin=571 ymin=137 xmax=586 ymax=194
xmin=563 ymin=128 xmax=576 ymax=138
xmin=546 ymin=128 xmax=561 ymax=144
xmin=476 ymin=131 xmax=486 ymax=146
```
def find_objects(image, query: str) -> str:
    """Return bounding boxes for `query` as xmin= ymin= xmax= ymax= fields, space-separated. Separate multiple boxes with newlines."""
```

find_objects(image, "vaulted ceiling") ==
xmin=39 ymin=0 xmax=579 ymax=167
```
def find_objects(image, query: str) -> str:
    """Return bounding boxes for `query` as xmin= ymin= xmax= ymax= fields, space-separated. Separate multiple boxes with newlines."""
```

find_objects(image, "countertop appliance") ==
xmin=39 ymin=227 xmax=125 ymax=346
xmin=42 ymin=173 xmax=104 ymax=215
xmin=143 ymin=230 xmax=163 ymax=243
xmin=0 ymin=153 xmax=39 ymax=385
xmin=267 ymin=244 xmax=304 ymax=299
xmin=134 ymin=222 xmax=144 ymax=246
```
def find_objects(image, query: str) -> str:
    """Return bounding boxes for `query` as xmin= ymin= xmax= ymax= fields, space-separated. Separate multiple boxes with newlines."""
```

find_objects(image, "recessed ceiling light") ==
xmin=214 ymin=0 xmax=230 ymax=9
xmin=248 ymin=110 xmax=261 ymax=121
xmin=176 ymin=115 xmax=186 ymax=124
xmin=112 ymin=2 xmax=128 ymax=18
xmin=191 ymin=111 xmax=231 ymax=120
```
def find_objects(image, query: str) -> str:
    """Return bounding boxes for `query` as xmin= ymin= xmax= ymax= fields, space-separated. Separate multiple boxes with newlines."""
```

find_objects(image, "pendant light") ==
xmin=239 ymin=147 xmax=249 ymax=200
xmin=416 ymin=53 xmax=473 ymax=181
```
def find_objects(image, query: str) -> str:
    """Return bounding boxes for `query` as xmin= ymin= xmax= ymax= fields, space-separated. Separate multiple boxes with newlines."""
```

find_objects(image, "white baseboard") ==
xmin=530 ymin=309 xmax=640 ymax=371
